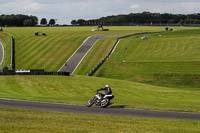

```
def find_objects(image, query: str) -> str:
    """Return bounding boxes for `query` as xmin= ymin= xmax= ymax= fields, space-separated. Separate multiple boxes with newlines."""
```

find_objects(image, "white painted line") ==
xmin=58 ymin=36 xmax=93 ymax=72
xmin=0 ymin=42 xmax=4 ymax=65
xmin=110 ymin=39 xmax=120 ymax=55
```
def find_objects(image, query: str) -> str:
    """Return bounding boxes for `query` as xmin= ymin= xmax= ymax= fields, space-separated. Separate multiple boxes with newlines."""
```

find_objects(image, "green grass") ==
xmin=3 ymin=27 xmax=93 ymax=71
xmin=1 ymin=26 xmax=164 ymax=71
xmin=91 ymin=29 xmax=200 ymax=87
xmin=0 ymin=75 xmax=199 ymax=113
xmin=0 ymin=108 xmax=199 ymax=133
xmin=0 ymin=26 xmax=199 ymax=132
xmin=74 ymin=36 xmax=120 ymax=75
xmin=0 ymin=32 xmax=11 ymax=67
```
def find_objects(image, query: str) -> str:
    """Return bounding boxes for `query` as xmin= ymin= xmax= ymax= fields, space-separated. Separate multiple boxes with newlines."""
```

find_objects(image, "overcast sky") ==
xmin=1 ymin=0 xmax=200 ymax=24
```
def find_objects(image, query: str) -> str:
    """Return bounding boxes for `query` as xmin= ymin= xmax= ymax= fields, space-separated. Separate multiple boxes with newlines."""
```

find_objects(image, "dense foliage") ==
xmin=40 ymin=18 xmax=47 ymax=25
xmin=0 ymin=14 xmax=38 ymax=26
xmin=73 ymin=12 xmax=200 ymax=26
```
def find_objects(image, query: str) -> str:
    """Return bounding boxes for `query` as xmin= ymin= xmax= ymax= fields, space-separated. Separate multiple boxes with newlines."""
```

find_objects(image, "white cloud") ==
xmin=0 ymin=0 xmax=42 ymax=13
xmin=130 ymin=4 xmax=141 ymax=9
xmin=20 ymin=1 xmax=41 ymax=11
xmin=180 ymin=2 xmax=200 ymax=13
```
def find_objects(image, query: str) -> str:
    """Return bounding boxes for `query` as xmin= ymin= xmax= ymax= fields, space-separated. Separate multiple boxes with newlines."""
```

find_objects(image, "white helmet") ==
xmin=105 ymin=84 xmax=110 ymax=88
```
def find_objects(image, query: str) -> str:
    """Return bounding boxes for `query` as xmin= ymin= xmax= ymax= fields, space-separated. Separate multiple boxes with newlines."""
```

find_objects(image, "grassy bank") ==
xmin=0 ymin=32 xmax=10 ymax=67
xmin=91 ymin=29 xmax=200 ymax=87
xmin=0 ymin=75 xmax=199 ymax=113
xmin=0 ymin=108 xmax=199 ymax=133
xmin=74 ymin=36 xmax=120 ymax=75
xmin=1 ymin=26 xmax=164 ymax=71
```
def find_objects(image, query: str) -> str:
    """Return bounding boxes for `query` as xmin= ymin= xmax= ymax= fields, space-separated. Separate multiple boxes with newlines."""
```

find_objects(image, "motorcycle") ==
xmin=86 ymin=91 xmax=114 ymax=108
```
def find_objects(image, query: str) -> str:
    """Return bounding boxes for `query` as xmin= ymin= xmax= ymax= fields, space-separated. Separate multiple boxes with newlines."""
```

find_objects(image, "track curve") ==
xmin=0 ymin=98 xmax=199 ymax=120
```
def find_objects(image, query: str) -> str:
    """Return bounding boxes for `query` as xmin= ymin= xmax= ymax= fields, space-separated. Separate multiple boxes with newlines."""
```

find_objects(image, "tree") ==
xmin=71 ymin=20 xmax=77 ymax=25
xmin=49 ymin=19 xmax=56 ymax=26
xmin=77 ymin=19 xmax=85 ymax=26
xmin=23 ymin=19 xmax=33 ymax=26
xmin=40 ymin=18 xmax=47 ymax=25
xmin=0 ymin=14 xmax=38 ymax=26
xmin=30 ymin=15 xmax=38 ymax=26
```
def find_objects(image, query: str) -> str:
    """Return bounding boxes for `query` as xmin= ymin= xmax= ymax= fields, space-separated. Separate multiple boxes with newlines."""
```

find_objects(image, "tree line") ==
xmin=72 ymin=12 xmax=200 ymax=26
xmin=0 ymin=14 xmax=38 ymax=26
xmin=0 ymin=14 xmax=57 ymax=26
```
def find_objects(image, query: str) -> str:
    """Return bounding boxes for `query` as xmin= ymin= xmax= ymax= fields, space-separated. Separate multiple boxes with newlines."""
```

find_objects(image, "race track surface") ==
xmin=58 ymin=34 xmax=122 ymax=74
xmin=0 ymin=98 xmax=199 ymax=120
xmin=0 ymin=42 xmax=3 ymax=65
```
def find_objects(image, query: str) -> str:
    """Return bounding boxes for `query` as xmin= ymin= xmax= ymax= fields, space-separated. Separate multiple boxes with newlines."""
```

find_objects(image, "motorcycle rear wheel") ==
xmin=101 ymin=98 xmax=110 ymax=108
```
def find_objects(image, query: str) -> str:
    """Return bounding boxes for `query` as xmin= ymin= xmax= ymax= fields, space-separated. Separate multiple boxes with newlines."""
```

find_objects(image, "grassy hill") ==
xmin=0 ymin=75 xmax=199 ymax=113
xmin=0 ymin=26 xmax=164 ymax=71
xmin=0 ymin=26 xmax=199 ymax=132
xmin=82 ymin=29 xmax=200 ymax=88
xmin=0 ymin=26 xmax=199 ymax=112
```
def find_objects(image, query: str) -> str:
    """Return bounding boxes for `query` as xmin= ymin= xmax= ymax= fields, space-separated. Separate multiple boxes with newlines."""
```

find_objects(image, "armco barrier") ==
xmin=10 ymin=36 xmax=15 ymax=71
xmin=87 ymin=31 xmax=165 ymax=76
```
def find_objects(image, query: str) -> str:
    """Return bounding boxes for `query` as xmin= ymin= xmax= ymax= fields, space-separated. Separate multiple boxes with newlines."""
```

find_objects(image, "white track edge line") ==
xmin=0 ymin=42 xmax=4 ymax=65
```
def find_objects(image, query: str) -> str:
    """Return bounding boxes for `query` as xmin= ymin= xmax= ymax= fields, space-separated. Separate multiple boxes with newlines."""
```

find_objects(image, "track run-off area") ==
xmin=0 ymin=98 xmax=199 ymax=120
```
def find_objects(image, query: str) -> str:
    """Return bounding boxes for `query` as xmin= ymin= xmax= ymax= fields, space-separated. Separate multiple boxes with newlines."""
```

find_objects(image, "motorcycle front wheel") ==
xmin=86 ymin=98 xmax=94 ymax=107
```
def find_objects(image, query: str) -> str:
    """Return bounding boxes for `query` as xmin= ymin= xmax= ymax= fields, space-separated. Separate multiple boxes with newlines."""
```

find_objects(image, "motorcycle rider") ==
xmin=97 ymin=84 xmax=112 ymax=100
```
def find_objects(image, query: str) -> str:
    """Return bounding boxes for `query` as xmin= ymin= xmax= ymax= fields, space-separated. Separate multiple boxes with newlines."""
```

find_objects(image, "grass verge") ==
xmin=0 ymin=108 xmax=199 ymax=133
xmin=1 ymin=26 xmax=164 ymax=71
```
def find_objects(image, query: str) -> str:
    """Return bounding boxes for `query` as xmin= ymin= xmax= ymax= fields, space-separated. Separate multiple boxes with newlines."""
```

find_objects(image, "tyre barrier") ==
xmin=0 ymin=71 xmax=69 ymax=76
xmin=87 ymin=31 xmax=165 ymax=76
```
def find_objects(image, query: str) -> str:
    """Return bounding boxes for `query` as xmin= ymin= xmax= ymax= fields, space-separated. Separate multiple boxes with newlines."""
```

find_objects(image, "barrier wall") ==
xmin=0 ymin=71 xmax=69 ymax=76
xmin=10 ymin=36 xmax=15 ymax=71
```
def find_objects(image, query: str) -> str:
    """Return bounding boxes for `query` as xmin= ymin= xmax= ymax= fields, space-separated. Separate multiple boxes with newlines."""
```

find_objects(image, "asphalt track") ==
xmin=58 ymin=34 xmax=122 ymax=74
xmin=0 ymin=42 xmax=3 ymax=65
xmin=0 ymin=98 xmax=199 ymax=120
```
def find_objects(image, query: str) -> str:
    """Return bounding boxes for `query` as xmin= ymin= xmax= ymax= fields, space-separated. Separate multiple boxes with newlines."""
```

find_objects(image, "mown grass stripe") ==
xmin=19 ymin=35 xmax=61 ymax=69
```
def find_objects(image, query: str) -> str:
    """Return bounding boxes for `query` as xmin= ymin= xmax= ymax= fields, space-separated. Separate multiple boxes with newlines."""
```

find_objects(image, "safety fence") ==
xmin=87 ymin=31 xmax=165 ymax=76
